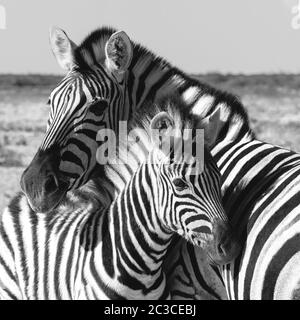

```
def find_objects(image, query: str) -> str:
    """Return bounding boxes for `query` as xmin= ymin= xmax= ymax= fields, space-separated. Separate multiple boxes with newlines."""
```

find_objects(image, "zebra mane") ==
xmin=73 ymin=26 xmax=252 ymax=138
xmin=73 ymin=26 xmax=170 ymax=73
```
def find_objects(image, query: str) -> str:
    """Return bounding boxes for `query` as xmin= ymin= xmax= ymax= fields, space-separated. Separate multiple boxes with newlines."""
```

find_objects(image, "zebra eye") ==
xmin=173 ymin=178 xmax=189 ymax=191
xmin=46 ymin=98 xmax=51 ymax=106
xmin=88 ymin=100 xmax=108 ymax=117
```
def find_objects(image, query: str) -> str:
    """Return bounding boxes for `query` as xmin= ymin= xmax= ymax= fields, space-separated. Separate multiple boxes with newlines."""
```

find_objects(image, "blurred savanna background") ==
xmin=1 ymin=0 xmax=300 ymax=212
xmin=1 ymin=73 xmax=300 ymax=212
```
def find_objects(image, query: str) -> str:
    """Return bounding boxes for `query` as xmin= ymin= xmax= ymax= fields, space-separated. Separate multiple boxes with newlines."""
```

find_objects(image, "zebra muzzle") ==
xmin=20 ymin=146 xmax=69 ymax=213
xmin=208 ymin=221 xmax=241 ymax=265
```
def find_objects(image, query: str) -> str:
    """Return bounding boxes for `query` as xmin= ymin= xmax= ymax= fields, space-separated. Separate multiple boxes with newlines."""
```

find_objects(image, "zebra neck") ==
xmin=125 ymin=55 xmax=175 ymax=111
xmin=126 ymin=54 xmax=253 ymax=145
xmin=100 ymin=163 xmax=173 ymax=298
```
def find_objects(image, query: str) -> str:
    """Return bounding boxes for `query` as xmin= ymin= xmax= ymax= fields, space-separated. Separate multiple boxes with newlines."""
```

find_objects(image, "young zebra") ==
xmin=0 ymin=96 xmax=240 ymax=300
xmin=165 ymin=137 xmax=300 ymax=300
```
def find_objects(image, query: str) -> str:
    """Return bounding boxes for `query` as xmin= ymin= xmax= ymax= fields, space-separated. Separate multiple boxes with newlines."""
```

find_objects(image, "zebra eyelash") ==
xmin=90 ymin=96 xmax=103 ymax=104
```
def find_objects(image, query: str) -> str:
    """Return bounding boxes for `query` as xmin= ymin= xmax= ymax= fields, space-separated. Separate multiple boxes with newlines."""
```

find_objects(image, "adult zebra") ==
xmin=0 ymin=96 xmax=239 ymax=299
xmin=20 ymin=26 xmax=252 ymax=214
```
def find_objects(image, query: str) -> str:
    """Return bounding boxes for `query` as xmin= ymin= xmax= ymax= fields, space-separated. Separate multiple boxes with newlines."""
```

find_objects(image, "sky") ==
xmin=0 ymin=0 xmax=300 ymax=74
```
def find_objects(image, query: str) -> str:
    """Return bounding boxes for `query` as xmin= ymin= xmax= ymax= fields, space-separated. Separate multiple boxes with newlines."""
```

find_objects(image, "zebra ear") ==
xmin=150 ymin=112 xmax=175 ymax=155
xmin=105 ymin=31 xmax=133 ymax=76
xmin=49 ymin=26 xmax=77 ymax=71
xmin=198 ymin=107 xmax=222 ymax=147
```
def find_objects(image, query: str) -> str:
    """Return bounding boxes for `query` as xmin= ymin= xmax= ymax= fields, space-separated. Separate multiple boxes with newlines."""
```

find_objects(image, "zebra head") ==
xmin=146 ymin=96 xmax=240 ymax=265
xmin=20 ymin=27 xmax=134 ymax=213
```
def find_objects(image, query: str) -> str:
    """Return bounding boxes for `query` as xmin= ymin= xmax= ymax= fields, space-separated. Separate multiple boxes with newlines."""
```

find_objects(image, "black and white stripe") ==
xmin=5 ymin=26 xmax=254 ymax=299
xmin=16 ymin=26 xmax=299 ymax=299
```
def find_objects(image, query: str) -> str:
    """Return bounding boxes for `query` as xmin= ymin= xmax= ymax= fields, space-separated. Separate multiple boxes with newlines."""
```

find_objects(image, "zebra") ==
xmin=19 ymin=26 xmax=252 ymax=214
xmin=164 ymin=137 xmax=300 ymax=300
xmin=0 ymin=96 xmax=240 ymax=299
xmin=7 ymin=26 xmax=300 ymax=299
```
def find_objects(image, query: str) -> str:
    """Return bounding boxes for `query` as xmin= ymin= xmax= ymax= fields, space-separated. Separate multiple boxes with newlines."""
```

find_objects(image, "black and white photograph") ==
xmin=0 ymin=0 xmax=300 ymax=303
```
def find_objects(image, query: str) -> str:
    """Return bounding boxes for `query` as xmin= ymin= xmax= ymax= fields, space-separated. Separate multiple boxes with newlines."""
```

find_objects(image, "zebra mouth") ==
xmin=187 ymin=228 xmax=240 ymax=266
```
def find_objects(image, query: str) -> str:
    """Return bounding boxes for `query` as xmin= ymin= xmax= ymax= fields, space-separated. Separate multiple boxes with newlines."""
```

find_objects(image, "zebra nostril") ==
xmin=217 ymin=233 xmax=234 ymax=256
xmin=217 ymin=233 xmax=231 ymax=256
xmin=44 ymin=175 xmax=59 ymax=194
xmin=217 ymin=242 xmax=225 ymax=256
